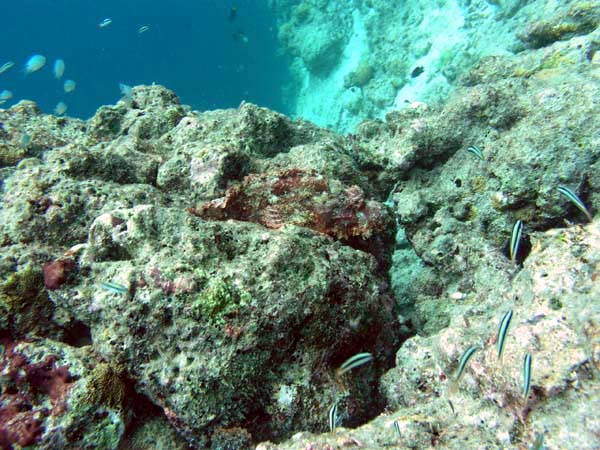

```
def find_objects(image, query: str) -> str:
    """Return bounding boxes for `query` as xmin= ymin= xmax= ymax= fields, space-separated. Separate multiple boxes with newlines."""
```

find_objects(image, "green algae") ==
xmin=210 ymin=426 xmax=253 ymax=450
xmin=0 ymin=143 xmax=27 ymax=167
xmin=76 ymin=407 xmax=125 ymax=450
xmin=191 ymin=279 xmax=251 ymax=324
xmin=0 ymin=266 xmax=55 ymax=337
xmin=117 ymin=416 xmax=192 ymax=450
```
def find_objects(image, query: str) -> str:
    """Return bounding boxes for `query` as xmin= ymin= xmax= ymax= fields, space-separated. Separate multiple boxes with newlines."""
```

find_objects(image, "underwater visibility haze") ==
xmin=0 ymin=0 xmax=289 ymax=117
xmin=1 ymin=0 xmax=600 ymax=449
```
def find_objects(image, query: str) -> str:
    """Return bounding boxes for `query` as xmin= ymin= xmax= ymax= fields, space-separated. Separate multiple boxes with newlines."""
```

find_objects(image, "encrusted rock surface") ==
xmin=1 ymin=8 xmax=600 ymax=450
xmin=0 ymin=337 xmax=128 ymax=450
xmin=192 ymin=168 xmax=395 ymax=271
xmin=258 ymin=220 xmax=600 ymax=450
xmin=59 ymin=204 xmax=397 ymax=446
xmin=256 ymin=10 xmax=600 ymax=450
xmin=0 ymin=85 xmax=400 ymax=448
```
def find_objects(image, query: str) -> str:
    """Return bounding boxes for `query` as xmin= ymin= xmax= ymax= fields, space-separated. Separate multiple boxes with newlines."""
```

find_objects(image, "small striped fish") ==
xmin=523 ymin=352 xmax=532 ymax=400
xmin=328 ymin=402 xmax=339 ymax=433
xmin=558 ymin=185 xmax=592 ymax=222
xmin=467 ymin=145 xmax=484 ymax=160
xmin=393 ymin=420 xmax=401 ymax=439
xmin=497 ymin=310 xmax=513 ymax=362
xmin=100 ymin=281 xmax=128 ymax=295
xmin=455 ymin=345 xmax=479 ymax=382
xmin=509 ymin=220 xmax=523 ymax=263
xmin=337 ymin=352 xmax=374 ymax=376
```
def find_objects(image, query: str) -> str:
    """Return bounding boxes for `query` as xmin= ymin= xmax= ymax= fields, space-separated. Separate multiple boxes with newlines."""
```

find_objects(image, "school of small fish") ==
xmin=0 ymin=7 xmax=251 ymax=116
xmin=0 ymin=13 xmax=159 ymax=115
xmin=0 ymin=54 xmax=73 ymax=114
xmin=0 ymin=6 xmax=255 ymax=116
xmin=0 ymin=11 xmax=175 ymax=117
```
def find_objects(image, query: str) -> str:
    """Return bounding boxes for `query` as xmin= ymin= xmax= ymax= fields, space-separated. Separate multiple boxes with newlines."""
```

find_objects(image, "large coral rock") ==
xmin=0 ymin=84 xmax=400 ymax=448
xmin=51 ymin=204 xmax=397 ymax=446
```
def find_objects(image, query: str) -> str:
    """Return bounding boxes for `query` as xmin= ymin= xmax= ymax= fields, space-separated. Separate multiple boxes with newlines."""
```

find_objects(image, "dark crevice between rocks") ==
xmin=232 ymin=300 xmax=408 ymax=447
xmin=60 ymin=320 xmax=92 ymax=348
xmin=117 ymin=390 xmax=195 ymax=450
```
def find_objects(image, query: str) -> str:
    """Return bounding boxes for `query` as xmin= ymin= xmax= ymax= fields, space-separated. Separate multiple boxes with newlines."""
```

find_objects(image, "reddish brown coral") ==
xmin=21 ymin=356 xmax=73 ymax=414
xmin=190 ymin=169 xmax=396 ymax=270
xmin=42 ymin=258 xmax=76 ymax=290
xmin=0 ymin=407 xmax=46 ymax=450
xmin=0 ymin=335 xmax=73 ymax=449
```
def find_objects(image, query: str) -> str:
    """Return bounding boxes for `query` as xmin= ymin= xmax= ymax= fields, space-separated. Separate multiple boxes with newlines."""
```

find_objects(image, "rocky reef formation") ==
xmin=0 ymin=87 xmax=400 ymax=449
xmin=1 ymin=5 xmax=600 ymax=450
xmin=272 ymin=0 xmax=600 ymax=132
xmin=258 ymin=8 xmax=600 ymax=450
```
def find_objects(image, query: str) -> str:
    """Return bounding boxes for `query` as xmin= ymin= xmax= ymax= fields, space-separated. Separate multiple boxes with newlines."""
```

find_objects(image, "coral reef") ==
xmin=272 ymin=0 xmax=600 ymax=132
xmin=1 ymin=4 xmax=599 ymax=448
xmin=0 ymin=337 xmax=126 ymax=449
xmin=0 ymin=85 xmax=401 ymax=447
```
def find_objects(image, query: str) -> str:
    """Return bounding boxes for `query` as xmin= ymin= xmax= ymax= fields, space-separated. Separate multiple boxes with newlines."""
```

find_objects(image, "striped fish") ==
xmin=455 ymin=345 xmax=479 ymax=382
xmin=497 ymin=310 xmax=513 ymax=362
xmin=510 ymin=220 xmax=523 ymax=263
xmin=447 ymin=399 xmax=455 ymax=416
xmin=393 ymin=420 xmax=401 ymax=439
xmin=523 ymin=352 xmax=532 ymax=399
xmin=100 ymin=281 xmax=128 ymax=295
xmin=558 ymin=185 xmax=592 ymax=222
xmin=467 ymin=145 xmax=484 ymax=160
xmin=328 ymin=402 xmax=339 ymax=433
xmin=338 ymin=352 xmax=374 ymax=376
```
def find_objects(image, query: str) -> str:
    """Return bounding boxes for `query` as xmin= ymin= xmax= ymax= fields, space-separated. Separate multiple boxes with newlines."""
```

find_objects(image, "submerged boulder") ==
xmin=51 ymin=204 xmax=398 ymax=445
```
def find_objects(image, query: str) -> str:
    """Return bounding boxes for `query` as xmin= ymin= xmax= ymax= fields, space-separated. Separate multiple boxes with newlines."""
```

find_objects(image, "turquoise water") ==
xmin=0 ymin=0 xmax=290 ymax=118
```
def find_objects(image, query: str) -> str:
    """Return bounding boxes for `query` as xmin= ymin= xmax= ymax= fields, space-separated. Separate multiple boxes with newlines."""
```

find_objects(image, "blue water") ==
xmin=0 ymin=0 xmax=290 ymax=118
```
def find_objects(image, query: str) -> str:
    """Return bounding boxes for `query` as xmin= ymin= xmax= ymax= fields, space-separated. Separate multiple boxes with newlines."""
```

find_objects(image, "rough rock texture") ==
xmin=57 ymin=205 xmax=397 ymax=446
xmin=276 ymin=0 xmax=352 ymax=76
xmin=256 ymin=12 xmax=600 ymax=450
xmin=258 ymin=219 xmax=600 ymax=450
xmin=1 ymin=7 xmax=600 ymax=450
xmin=0 ymin=337 xmax=127 ymax=450
xmin=359 ymin=27 xmax=600 ymax=335
xmin=517 ymin=1 xmax=600 ymax=49
xmin=191 ymin=168 xmax=396 ymax=271
xmin=0 ymin=85 xmax=400 ymax=448
xmin=271 ymin=0 xmax=600 ymax=132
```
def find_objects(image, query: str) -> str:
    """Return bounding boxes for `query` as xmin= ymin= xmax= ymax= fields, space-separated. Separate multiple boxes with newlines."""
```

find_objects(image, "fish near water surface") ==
xmin=64 ymin=79 xmax=76 ymax=93
xmin=24 ymin=54 xmax=46 ymax=74
xmin=54 ymin=59 xmax=65 ymax=79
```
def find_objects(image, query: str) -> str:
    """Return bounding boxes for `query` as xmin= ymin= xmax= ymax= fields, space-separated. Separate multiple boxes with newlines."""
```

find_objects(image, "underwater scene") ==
xmin=0 ymin=0 xmax=288 ymax=118
xmin=0 ymin=0 xmax=599 ymax=449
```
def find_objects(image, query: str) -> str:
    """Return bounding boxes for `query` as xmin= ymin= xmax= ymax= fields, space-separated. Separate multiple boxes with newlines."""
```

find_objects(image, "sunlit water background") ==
xmin=0 ymin=0 xmax=291 ymax=118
